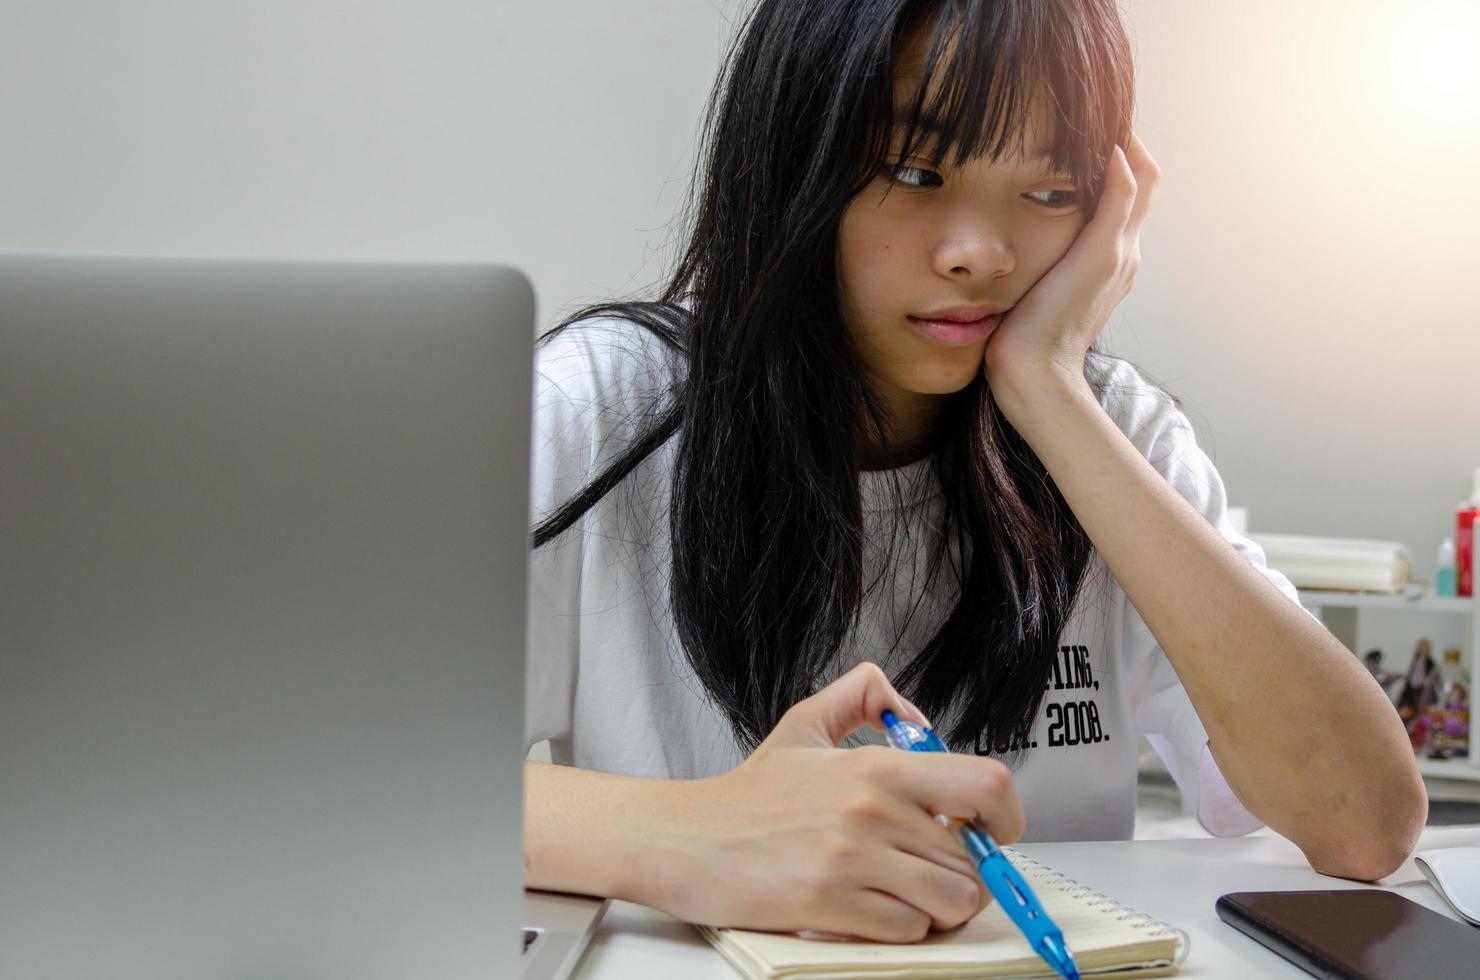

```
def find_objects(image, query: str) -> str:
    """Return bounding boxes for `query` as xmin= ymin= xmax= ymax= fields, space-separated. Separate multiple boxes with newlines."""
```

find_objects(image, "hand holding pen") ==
xmin=646 ymin=663 xmax=1026 ymax=942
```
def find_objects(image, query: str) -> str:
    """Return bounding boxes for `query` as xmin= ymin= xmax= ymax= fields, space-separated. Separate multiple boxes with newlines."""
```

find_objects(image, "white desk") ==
xmin=571 ymin=826 xmax=1480 ymax=978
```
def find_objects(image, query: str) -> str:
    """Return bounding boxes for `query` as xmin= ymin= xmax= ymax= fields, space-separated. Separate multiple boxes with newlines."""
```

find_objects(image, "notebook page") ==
xmin=701 ymin=850 xmax=1181 ymax=978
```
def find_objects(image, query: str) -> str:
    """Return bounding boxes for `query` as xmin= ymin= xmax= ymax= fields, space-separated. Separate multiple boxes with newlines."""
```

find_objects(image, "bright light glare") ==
xmin=1388 ymin=2 xmax=1480 ymax=127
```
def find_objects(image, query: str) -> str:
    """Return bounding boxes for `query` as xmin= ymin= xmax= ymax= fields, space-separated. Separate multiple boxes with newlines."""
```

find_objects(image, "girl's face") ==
xmin=837 ymin=30 xmax=1089 ymax=437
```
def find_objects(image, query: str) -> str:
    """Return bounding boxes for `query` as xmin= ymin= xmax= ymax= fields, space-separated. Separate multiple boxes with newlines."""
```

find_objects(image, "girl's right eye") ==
xmin=886 ymin=164 xmax=943 ymax=189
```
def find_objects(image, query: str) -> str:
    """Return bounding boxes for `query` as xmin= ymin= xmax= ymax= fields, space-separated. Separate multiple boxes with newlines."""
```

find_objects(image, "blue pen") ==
xmin=880 ymin=709 xmax=1079 ymax=980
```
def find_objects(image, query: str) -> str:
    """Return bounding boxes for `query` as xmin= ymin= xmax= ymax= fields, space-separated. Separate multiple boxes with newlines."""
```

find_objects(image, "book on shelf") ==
xmin=1249 ymin=533 xmax=1413 ymax=594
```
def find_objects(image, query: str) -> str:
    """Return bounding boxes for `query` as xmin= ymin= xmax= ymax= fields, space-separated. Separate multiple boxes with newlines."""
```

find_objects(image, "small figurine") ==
xmin=1419 ymin=652 xmax=1472 ymax=760
xmin=1396 ymin=638 xmax=1441 ymax=728
xmin=1438 ymin=675 xmax=1471 ymax=758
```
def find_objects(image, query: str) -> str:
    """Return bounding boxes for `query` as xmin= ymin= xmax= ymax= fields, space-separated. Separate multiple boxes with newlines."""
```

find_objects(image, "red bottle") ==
xmin=1459 ymin=468 xmax=1480 ymax=598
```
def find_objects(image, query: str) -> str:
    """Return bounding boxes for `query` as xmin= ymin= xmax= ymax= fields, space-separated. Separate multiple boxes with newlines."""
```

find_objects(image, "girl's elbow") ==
xmin=1304 ymin=788 xmax=1428 ymax=883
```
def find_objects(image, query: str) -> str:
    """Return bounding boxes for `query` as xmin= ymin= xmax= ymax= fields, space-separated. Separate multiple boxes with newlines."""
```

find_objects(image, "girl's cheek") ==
xmin=1015 ymin=215 xmax=1080 ymax=269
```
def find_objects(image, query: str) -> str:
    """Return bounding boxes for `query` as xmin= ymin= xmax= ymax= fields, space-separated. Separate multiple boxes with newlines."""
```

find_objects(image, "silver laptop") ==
xmin=0 ymin=255 xmax=604 ymax=979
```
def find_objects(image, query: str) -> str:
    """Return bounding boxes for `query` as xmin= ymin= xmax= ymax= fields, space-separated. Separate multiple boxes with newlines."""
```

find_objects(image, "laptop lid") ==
xmin=0 ymin=255 xmax=533 ymax=979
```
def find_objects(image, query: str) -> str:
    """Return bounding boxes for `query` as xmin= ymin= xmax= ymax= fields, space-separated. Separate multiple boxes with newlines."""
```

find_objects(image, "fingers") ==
xmin=860 ymin=849 xmax=989 ymax=934
xmin=1095 ymin=144 xmax=1138 ymax=235
xmin=1122 ymin=131 xmax=1160 ymax=238
xmin=800 ymin=850 xmax=984 ymax=941
xmin=770 ymin=662 xmax=929 ymax=749
xmin=819 ymin=889 xmax=934 ymax=944
xmin=864 ymin=747 xmax=1027 ymax=844
xmin=880 ymin=798 xmax=983 ymax=877
xmin=1070 ymin=134 xmax=1157 ymax=299
xmin=1088 ymin=135 xmax=1160 ymax=239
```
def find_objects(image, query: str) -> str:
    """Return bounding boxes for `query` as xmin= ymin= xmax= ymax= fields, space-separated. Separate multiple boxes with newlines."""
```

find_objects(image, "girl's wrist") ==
xmin=987 ymin=358 xmax=1095 ymax=427
xmin=525 ymin=762 xmax=706 ymax=912
xmin=605 ymin=772 xmax=713 ymax=915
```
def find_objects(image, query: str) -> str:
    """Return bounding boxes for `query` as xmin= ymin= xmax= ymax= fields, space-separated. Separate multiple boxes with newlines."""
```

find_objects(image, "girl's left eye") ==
xmin=887 ymin=165 xmax=943 ymax=189
xmin=1026 ymin=188 xmax=1081 ymax=208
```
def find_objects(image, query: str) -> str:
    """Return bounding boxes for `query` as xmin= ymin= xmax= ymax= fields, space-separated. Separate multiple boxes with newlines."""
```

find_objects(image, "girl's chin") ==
xmin=894 ymin=355 xmax=985 ymax=397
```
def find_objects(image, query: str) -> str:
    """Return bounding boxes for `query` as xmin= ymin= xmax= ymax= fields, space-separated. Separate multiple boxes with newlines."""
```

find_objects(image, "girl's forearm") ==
xmin=524 ymin=761 xmax=690 ymax=909
xmin=992 ymin=365 xmax=1426 ymax=880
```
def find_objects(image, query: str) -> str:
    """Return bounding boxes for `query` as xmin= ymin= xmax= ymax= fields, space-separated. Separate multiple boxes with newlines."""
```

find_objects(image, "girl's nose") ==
xmin=931 ymin=225 xmax=1015 ymax=282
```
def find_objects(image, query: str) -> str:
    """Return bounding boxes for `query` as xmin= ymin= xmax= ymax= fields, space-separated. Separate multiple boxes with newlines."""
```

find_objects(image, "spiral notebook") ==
xmin=697 ymin=850 xmax=1187 ymax=979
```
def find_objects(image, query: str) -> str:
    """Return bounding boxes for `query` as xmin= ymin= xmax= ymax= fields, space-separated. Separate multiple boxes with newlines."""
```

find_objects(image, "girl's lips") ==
xmin=907 ymin=312 xmax=1004 ymax=347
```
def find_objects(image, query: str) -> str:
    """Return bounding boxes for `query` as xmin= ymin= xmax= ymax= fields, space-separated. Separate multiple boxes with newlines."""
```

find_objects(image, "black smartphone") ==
xmin=1217 ymin=889 xmax=1480 ymax=979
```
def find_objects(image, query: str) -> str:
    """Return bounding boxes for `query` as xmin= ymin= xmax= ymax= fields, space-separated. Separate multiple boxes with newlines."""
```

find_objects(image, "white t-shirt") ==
xmin=525 ymin=315 xmax=1303 ymax=841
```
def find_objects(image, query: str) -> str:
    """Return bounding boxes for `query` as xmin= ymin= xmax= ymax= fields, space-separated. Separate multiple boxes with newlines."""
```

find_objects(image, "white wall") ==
xmin=1117 ymin=0 xmax=1480 ymax=581
xmin=4 ymin=0 xmax=1477 ymax=580
xmin=0 ymin=0 xmax=723 ymax=282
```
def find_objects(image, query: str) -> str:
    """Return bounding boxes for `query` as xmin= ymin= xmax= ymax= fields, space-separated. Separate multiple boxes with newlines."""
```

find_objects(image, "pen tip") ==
xmin=1039 ymin=934 xmax=1079 ymax=980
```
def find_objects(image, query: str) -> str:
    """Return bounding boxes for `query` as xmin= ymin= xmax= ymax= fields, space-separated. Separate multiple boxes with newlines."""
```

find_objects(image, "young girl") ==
xmin=523 ymin=0 xmax=1425 ymax=943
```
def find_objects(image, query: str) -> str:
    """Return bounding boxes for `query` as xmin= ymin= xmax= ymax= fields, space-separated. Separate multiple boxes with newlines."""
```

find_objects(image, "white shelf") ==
xmin=1417 ymin=757 xmax=1480 ymax=782
xmin=1297 ymin=589 xmax=1477 ymax=615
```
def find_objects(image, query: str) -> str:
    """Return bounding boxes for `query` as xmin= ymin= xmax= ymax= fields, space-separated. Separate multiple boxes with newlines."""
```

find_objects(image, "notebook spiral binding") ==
xmin=1003 ymin=849 xmax=1191 ymax=966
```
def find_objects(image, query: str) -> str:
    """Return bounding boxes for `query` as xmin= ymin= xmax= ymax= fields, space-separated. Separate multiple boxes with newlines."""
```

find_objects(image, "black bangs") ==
xmin=883 ymin=0 xmax=1133 ymax=213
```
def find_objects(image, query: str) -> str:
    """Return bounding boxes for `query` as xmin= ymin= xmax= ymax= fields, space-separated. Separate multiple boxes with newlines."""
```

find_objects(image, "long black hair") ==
xmin=533 ymin=0 xmax=1137 ymax=758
